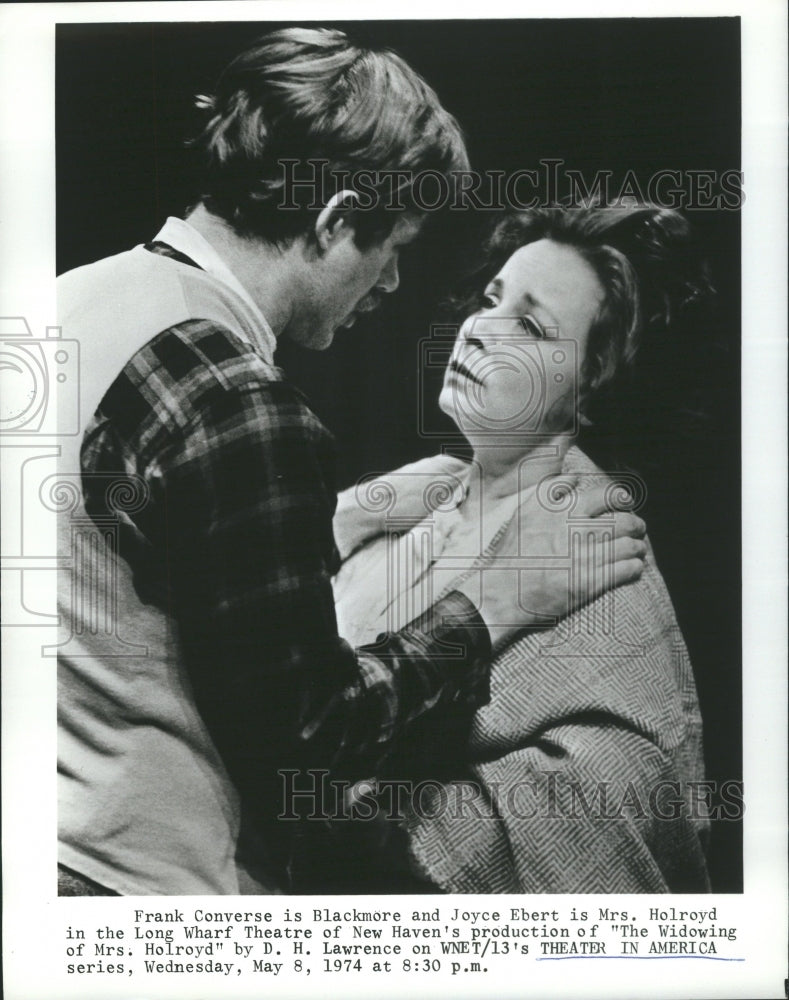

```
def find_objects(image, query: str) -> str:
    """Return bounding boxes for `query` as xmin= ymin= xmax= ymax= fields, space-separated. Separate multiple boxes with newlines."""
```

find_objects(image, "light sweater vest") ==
xmin=56 ymin=244 xmax=276 ymax=894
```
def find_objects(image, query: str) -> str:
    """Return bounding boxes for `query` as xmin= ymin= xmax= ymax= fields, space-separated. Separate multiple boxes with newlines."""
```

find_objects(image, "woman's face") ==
xmin=439 ymin=239 xmax=605 ymax=441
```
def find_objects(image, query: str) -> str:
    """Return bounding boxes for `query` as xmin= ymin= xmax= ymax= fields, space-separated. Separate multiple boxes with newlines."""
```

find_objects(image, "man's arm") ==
xmin=335 ymin=455 xmax=649 ymax=651
xmin=90 ymin=326 xmax=492 ymax=834
xmin=160 ymin=376 xmax=644 ymax=809
xmin=88 ymin=321 xmax=645 ymax=843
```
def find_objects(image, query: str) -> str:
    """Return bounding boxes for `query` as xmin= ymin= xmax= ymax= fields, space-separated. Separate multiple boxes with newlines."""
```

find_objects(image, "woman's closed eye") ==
xmin=478 ymin=288 xmax=547 ymax=340
xmin=521 ymin=314 xmax=547 ymax=339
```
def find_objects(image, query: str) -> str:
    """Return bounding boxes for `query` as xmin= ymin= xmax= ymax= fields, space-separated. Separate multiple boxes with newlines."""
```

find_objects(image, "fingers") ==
xmin=612 ymin=534 xmax=647 ymax=562
xmin=611 ymin=557 xmax=645 ymax=588
xmin=571 ymin=530 xmax=646 ymax=570
xmin=570 ymin=483 xmax=611 ymax=518
xmin=566 ymin=483 xmax=643 ymax=522
xmin=613 ymin=511 xmax=646 ymax=538
xmin=570 ymin=513 xmax=646 ymax=549
xmin=579 ymin=555 xmax=645 ymax=607
xmin=572 ymin=537 xmax=646 ymax=600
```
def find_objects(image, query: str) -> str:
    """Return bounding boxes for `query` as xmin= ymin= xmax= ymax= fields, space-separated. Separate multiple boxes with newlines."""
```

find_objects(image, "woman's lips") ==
xmin=449 ymin=359 xmax=484 ymax=385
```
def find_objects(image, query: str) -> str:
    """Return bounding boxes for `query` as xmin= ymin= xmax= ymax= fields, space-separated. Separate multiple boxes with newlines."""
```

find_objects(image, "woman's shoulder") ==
xmin=561 ymin=445 xmax=636 ymax=495
xmin=561 ymin=445 xmax=602 ymax=477
xmin=480 ymin=447 xmax=698 ymax=754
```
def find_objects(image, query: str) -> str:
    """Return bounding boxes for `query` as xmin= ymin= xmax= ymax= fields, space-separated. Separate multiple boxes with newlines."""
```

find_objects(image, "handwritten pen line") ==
xmin=537 ymin=956 xmax=745 ymax=962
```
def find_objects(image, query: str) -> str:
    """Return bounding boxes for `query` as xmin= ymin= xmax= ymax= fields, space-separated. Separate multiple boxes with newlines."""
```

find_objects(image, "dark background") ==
xmin=57 ymin=18 xmax=742 ymax=891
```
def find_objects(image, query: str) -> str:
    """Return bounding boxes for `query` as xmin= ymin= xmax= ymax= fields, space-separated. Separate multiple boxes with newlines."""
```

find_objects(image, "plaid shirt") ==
xmin=80 ymin=250 xmax=490 ymax=852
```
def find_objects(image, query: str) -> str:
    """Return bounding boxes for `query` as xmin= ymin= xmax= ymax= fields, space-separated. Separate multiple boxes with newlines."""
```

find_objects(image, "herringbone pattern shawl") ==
xmin=403 ymin=448 xmax=710 ymax=893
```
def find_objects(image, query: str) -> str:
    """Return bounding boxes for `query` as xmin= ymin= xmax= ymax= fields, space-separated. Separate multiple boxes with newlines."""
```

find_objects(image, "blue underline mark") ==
xmin=537 ymin=956 xmax=745 ymax=962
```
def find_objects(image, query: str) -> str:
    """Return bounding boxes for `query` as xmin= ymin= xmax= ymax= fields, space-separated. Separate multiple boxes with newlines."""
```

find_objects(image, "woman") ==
xmin=324 ymin=205 xmax=712 ymax=893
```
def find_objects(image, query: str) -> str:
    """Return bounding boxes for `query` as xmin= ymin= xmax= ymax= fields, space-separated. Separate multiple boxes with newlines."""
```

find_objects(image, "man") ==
xmin=56 ymin=27 xmax=646 ymax=895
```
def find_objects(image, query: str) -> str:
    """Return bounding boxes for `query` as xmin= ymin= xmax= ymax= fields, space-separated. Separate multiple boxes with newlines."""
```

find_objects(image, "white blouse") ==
xmin=334 ymin=463 xmax=528 ymax=646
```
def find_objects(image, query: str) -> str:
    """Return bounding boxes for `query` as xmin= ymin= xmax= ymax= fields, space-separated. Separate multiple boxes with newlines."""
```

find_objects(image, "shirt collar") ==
xmin=153 ymin=216 xmax=277 ymax=362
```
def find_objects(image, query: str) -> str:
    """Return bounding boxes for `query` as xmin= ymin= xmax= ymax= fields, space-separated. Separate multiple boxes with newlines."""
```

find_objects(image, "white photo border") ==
xmin=1 ymin=2 xmax=786 ymax=999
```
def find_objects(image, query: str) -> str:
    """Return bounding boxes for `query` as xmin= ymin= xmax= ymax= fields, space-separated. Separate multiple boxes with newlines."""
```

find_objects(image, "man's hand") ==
xmin=334 ymin=454 xmax=468 ymax=560
xmin=453 ymin=478 xmax=647 ymax=649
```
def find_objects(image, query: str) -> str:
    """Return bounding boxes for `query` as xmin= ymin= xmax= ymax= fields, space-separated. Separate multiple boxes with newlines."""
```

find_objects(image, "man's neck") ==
xmin=184 ymin=205 xmax=298 ymax=338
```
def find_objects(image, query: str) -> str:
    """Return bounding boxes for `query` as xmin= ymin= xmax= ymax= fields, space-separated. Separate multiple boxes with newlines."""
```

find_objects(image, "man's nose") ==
xmin=376 ymin=255 xmax=400 ymax=294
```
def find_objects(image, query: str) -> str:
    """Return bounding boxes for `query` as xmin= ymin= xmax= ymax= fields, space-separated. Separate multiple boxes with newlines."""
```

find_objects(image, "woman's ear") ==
xmin=577 ymin=382 xmax=595 ymax=427
xmin=314 ymin=190 xmax=359 ymax=251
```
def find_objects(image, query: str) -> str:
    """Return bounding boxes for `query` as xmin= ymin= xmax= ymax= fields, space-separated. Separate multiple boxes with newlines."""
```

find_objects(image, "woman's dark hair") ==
xmin=448 ymin=205 xmax=715 ymax=460
xmin=190 ymin=27 xmax=469 ymax=247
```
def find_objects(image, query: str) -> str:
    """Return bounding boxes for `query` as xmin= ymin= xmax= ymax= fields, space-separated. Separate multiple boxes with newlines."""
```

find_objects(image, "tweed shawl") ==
xmin=396 ymin=447 xmax=710 ymax=893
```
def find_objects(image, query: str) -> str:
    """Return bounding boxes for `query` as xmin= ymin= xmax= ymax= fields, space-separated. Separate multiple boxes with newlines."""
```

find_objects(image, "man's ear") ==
xmin=314 ymin=190 xmax=359 ymax=251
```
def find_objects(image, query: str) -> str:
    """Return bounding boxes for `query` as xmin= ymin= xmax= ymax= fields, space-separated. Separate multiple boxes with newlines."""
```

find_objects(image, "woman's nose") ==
xmin=453 ymin=316 xmax=481 ymax=353
xmin=461 ymin=314 xmax=518 ymax=348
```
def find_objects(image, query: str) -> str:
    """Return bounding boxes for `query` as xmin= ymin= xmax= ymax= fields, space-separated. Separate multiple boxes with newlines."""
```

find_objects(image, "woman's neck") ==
xmin=464 ymin=436 xmax=573 ymax=511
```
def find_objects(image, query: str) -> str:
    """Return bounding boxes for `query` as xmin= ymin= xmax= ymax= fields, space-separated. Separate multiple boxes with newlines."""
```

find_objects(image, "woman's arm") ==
xmin=404 ymin=720 xmax=710 ymax=894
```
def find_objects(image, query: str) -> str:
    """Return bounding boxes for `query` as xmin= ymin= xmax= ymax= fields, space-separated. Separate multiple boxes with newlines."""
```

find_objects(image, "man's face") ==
xmin=293 ymin=214 xmax=424 ymax=350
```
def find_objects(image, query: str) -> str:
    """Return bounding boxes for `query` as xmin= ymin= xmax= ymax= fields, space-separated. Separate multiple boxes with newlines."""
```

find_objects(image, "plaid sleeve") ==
xmin=83 ymin=320 xmax=491 ymax=828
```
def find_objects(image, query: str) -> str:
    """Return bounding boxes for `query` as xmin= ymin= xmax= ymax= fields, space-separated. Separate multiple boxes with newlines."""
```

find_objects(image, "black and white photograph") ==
xmin=1 ymin=3 xmax=786 ymax=999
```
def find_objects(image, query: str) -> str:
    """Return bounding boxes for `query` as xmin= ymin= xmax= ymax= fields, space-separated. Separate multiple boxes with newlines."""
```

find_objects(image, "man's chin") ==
xmin=287 ymin=324 xmax=336 ymax=351
xmin=341 ymin=299 xmax=380 ymax=329
xmin=316 ymin=329 xmax=337 ymax=350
